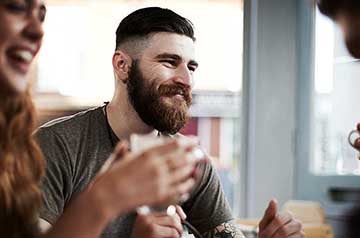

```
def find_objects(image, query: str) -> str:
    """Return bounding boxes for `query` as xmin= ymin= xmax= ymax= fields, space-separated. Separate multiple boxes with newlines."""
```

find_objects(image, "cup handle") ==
xmin=348 ymin=129 xmax=360 ymax=148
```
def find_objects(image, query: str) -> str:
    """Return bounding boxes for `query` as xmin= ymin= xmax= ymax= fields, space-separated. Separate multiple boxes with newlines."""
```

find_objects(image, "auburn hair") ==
xmin=0 ymin=90 xmax=45 ymax=238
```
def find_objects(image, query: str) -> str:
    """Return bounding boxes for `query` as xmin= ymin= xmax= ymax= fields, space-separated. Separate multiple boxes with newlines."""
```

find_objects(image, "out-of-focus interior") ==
xmin=28 ymin=0 xmax=360 ymax=237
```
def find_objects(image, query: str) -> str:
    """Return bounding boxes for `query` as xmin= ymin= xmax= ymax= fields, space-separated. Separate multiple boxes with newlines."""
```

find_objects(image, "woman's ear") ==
xmin=112 ymin=50 xmax=132 ymax=83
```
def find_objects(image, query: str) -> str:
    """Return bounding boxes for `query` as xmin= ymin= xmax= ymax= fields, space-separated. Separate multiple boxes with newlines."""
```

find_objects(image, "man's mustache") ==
xmin=158 ymin=83 xmax=192 ymax=105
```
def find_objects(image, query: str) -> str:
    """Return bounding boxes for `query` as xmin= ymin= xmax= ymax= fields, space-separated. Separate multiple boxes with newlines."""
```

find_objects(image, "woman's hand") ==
xmin=90 ymin=138 xmax=199 ymax=220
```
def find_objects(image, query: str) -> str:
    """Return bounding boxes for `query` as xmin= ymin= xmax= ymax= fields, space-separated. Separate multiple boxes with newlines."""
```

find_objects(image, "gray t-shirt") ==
xmin=37 ymin=106 xmax=233 ymax=237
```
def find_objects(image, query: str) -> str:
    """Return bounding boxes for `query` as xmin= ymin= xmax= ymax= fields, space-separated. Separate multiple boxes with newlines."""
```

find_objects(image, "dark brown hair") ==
xmin=115 ymin=7 xmax=195 ymax=49
xmin=0 ymin=90 xmax=45 ymax=238
xmin=317 ymin=0 xmax=360 ymax=19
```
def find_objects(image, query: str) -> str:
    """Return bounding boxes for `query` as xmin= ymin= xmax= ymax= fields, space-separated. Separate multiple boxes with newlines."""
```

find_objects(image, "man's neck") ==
xmin=106 ymin=96 xmax=157 ymax=142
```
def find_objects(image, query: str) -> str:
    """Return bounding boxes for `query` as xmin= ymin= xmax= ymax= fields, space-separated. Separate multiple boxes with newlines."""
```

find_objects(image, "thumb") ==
xmin=176 ymin=205 xmax=187 ymax=221
xmin=259 ymin=199 xmax=278 ymax=231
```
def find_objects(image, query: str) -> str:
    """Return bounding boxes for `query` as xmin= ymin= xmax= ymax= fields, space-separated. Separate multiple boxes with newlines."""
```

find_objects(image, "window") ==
xmin=313 ymin=8 xmax=360 ymax=175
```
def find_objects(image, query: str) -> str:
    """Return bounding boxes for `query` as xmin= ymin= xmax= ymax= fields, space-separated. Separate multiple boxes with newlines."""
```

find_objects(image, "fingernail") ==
xmin=166 ymin=205 xmax=177 ymax=216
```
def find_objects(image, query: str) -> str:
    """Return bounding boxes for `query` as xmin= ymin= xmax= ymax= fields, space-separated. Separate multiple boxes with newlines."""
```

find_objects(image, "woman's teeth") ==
xmin=12 ymin=50 xmax=33 ymax=63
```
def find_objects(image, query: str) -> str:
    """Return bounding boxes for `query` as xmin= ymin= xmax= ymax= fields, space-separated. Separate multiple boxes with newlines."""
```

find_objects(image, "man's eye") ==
xmin=188 ymin=66 xmax=197 ymax=72
xmin=160 ymin=60 xmax=176 ymax=67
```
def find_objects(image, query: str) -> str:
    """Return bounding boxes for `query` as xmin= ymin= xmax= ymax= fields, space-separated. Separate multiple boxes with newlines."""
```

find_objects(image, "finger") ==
xmin=147 ymin=139 xmax=198 ymax=157
xmin=166 ymin=178 xmax=195 ymax=204
xmin=287 ymin=231 xmax=305 ymax=238
xmin=152 ymin=224 xmax=181 ymax=238
xmin=150 ymin=214 xmax=183 ymax=236
xmin=134 ymin=214 xmax=180 ymax=238
xmin=259 ymin=199 xmax=278 ymax=231
xmin=165 ymin=152 xmax=198 ymax=172
xmin=168 ymin=163 xmax=196 ymax=186
xmin=113 ymin=141 xmax=129 ymax=158
xmin=190 ymin=147 xmax=207 ymax=162
xmin=97 ymin=141 xmax=129 ymax=175
xmin=273 ymin=219 xmax=303 ymax=237
xmin=176 ymin=205 xmax=187 ymax=220
xmin=144 ymin=140 xmax=182 ymax=157
xmin=97 ymin=154 xmax=116 ymax=175
xmin=259 ymin=212 xmax=293 ymax=238
xmin=179 ymin=193 xmax=190 ymax=203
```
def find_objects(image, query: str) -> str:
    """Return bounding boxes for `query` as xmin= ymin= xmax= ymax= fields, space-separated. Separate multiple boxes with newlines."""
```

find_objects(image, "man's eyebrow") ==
xmin=155 ymin=53 xmax=182 ymax=60
xmin=155 ymin=53 xmax=198 ymax=67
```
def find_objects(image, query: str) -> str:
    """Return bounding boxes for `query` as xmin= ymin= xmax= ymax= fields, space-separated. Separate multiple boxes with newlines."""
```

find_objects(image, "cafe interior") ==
xmin=28 ymin=0 xmax=360 ymax=237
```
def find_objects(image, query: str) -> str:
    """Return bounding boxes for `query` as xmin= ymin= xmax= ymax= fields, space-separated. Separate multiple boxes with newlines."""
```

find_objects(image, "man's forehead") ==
xmin=144 ymin=32 xmax=195 ymax=60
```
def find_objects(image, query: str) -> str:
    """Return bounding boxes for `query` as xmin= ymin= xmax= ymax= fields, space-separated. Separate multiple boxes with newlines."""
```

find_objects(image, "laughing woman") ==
xmin=0 ymin=1 xmax=198 ymax=237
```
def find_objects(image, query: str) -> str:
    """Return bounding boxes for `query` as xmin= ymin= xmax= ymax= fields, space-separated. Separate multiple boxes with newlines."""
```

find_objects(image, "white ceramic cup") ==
xmin=130 ymin=133 xmax=205 ymax=216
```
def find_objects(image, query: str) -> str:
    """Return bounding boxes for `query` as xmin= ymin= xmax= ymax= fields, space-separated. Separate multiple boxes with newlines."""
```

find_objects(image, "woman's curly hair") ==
xmin=0 ymin=89 xmax=45 ymax=238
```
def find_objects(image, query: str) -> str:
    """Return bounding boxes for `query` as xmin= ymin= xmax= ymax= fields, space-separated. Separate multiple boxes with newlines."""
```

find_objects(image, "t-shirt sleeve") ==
xmin=182 ymin=162 xmax=233 ymax=234
xmin=36 ymin=127 xmax=74 ymax=225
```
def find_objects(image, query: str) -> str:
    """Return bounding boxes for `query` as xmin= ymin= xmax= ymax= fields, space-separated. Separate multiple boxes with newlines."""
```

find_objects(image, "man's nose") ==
xmin=173 ymin=64 xmax=193 ymax=87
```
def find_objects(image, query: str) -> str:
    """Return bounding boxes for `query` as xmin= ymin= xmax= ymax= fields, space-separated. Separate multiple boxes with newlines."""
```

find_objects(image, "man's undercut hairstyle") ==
xmin=317 ymin=0 xmax=360 ymax=20
xmin=115 ymin=7 xmax=195 ymax=50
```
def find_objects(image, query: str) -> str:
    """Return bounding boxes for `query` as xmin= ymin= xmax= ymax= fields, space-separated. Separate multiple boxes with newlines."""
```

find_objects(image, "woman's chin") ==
xmin=0 ymin=72 xmax=28 ymax=96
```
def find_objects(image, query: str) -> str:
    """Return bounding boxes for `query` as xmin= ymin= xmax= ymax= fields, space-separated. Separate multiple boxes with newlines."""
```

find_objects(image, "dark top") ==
xmin=37 ymin=106 xmax=233 ymax=237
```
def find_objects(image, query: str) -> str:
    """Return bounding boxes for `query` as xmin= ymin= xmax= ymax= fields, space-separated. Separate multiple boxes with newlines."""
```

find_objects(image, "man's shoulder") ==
xmin=37 ymin=106 xmax=103 ymax=135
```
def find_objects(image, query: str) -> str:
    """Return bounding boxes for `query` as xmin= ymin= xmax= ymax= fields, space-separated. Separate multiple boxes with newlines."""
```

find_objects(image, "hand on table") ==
xmin=258 ymin=200 xmax=304 ymax=238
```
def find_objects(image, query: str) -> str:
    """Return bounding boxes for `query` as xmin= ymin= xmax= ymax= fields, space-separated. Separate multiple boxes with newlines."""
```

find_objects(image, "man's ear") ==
xmin=112 ymin=50 xmax=132 ymax=83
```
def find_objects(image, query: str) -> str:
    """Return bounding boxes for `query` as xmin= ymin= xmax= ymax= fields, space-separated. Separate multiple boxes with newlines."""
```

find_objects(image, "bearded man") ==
xmin=37 ymin=7 xmax=303 ymax=238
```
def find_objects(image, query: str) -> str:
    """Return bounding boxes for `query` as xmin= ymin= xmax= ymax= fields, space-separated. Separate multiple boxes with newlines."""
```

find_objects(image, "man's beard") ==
xmin=126 ymin=60 xmax=192 ymax=135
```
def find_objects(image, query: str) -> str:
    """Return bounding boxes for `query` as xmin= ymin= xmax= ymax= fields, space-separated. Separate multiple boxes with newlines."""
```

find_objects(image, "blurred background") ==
xmin=29 ymin=0 xmax=360 ymax=237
